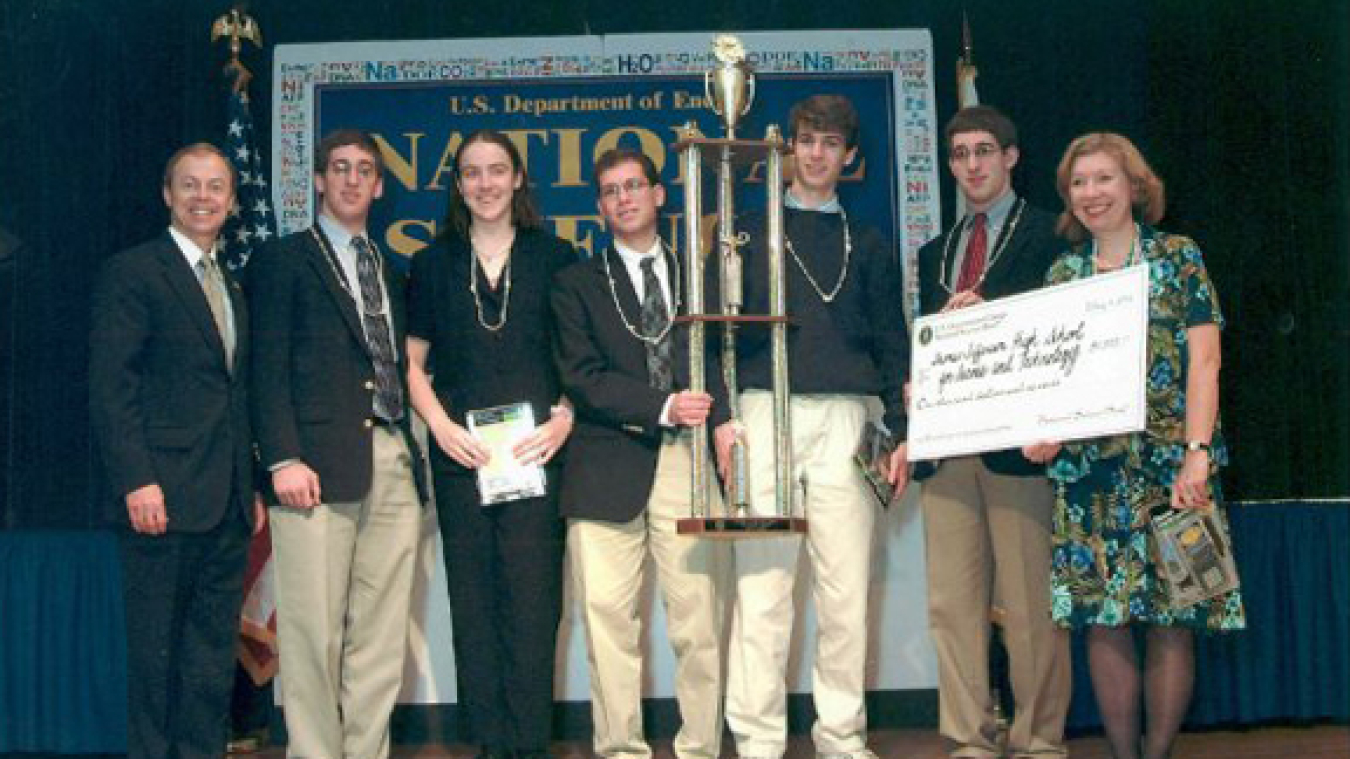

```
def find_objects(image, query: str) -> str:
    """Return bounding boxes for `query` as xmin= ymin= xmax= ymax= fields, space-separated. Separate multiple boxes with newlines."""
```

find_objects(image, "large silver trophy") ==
xmin=677 ymin=35 xmax=805 ymax=537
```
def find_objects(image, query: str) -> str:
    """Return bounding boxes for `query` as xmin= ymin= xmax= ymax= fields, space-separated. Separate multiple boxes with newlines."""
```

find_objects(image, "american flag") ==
xmin=220 ymin=90 xmax=275 ymax=273
xmin=220 ymin=87 xmax=278 ymax=685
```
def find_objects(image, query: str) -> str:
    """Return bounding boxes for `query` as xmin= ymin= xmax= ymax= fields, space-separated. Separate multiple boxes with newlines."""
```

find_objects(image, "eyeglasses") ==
xmin=949 ymin=143 xmax=1003 ymax=162
xmin=599 ymin=178 xmax=651 ymax=201
xmin=328 ymin=159 xmax=379 ymax=181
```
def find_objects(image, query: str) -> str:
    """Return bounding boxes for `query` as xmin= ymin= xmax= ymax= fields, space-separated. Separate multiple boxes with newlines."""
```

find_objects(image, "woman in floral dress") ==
xmin=1023 ymin=133 xmax=1245 ymax=759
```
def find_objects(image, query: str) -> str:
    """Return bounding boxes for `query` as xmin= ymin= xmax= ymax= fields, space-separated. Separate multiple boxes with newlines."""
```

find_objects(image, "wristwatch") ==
xmin=1185 ymin=440 xmax=1211 ymax=453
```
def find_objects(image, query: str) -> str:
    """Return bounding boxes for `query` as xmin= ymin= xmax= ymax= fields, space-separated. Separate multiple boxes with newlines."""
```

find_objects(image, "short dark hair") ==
xmin=944 ymin=105 xmax=1019 ymax=150
xmin=314 ymin=128 xmax=384 ymax=176
xmin=163 ymin=142 xmax=236 ymax=190
xmin=788 ymin=95 xmax=860 ymax=149
xmin=441 ymin=130 xmax=542 ymax=240
xmin=592 ymin=148 xmax=661 ymax=195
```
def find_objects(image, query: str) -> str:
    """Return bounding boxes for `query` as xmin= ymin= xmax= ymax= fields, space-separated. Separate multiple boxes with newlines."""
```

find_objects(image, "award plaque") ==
xmin=676 ymin=35 xmax=806 ymax=538
xmin=855 ymin=421 xmax=897 ymax=509
xmin=466 ymin=402 xmax=547 ymax=506
xmin=1151 ymin=506 xmax=1241 ymax=608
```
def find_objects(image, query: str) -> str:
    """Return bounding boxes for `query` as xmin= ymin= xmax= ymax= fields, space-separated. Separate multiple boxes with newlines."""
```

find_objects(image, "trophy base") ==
xmin=677 ymin=516 xmax=808 ymax=538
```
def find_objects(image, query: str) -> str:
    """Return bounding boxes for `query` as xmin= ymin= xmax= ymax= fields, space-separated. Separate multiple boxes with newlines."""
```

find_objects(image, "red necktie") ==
xmin=956 ymin=213 xmax=987 ymax=293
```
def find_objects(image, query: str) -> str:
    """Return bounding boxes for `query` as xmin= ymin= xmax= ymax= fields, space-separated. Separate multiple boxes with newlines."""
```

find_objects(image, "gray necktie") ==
xmin=639 ymin=256 xmax=672 ymax=391
xmin=199 ymin=252 xmax=234 ymax=369
xmin=352 ymin=236 xmax=404 ymax=421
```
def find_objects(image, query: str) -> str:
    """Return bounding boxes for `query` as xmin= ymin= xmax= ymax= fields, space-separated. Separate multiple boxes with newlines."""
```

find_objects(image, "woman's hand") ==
xmin=1171 ymin=450 xmax=1212 ymax=509
xmin=433 ymin=419 xmax=491 ymax=469
xmin=512 ymin=409 xmax=573 ymax=467
xmin=1022 ymin=441 xmax=1062 ymax=464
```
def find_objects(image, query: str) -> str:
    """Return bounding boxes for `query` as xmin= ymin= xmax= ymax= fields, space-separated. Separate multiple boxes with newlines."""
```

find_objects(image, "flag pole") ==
xmin=212 ymin=1 xmax=279 ymax=690
xmin=212 ymin=3 xmax=263 ymax=96
xmin=957 ymin=9 xmax=980 ymax=110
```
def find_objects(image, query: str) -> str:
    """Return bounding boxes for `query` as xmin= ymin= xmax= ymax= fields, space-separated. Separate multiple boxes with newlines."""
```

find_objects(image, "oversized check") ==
xmin=907 ymin=265 xmax=1148 ymax=461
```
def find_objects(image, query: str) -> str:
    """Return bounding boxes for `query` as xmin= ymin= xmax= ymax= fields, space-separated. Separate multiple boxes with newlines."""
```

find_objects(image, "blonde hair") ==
xmin=1055 ymin=132 xmax=1166 ymax=242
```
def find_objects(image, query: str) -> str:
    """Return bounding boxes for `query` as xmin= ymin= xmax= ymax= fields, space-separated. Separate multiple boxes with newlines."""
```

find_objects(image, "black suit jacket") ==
xmin=248 ymin=227 xmax=428 ymax=504
xmin=89 ymin=233 xmax=254 ymax=532
xmin=914 ymin=199 xmax=1060 ymax=479
xmin=551 ymin=246 xmax=729 ymax=523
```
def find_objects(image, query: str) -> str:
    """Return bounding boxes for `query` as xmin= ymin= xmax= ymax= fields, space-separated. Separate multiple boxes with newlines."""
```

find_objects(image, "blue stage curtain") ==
xmin=0 ymin=531 xmax=126 ymax=753
xmin=2 ymin=504 xmax=1345 ymax=751
xmin=1067 ymin=501 xmax=1350 ymax=730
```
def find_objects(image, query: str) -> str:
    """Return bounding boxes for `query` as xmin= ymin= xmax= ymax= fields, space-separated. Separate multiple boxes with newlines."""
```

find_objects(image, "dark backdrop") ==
xmin=1 ymin=0 xmax=1346 ymax=529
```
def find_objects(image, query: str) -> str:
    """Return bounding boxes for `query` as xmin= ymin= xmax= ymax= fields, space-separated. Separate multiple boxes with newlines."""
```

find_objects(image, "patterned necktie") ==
xmin=352 ymin=236 xmax=404 ymax=421
xmin=956 ymin=212 xmax=988 ymax=293
xmin=639 ymin=256 xmax=673 ymax=391
xmin=199 ymin=252 xmax=235 ymax=369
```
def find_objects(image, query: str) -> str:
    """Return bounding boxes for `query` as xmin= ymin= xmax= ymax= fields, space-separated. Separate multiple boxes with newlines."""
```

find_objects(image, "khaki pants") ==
xmin=271 ymin=427 xmax=422 ymax=759
xmin=567 ymin=433 xmax=728 ymax=759
xmin=922 ymin=456 xmax=1069 ymax=758
xmin=726 ymin=392 xmax=877 ymax=758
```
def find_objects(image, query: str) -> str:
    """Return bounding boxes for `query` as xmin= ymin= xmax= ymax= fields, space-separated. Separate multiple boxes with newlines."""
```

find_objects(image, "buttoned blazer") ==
xmin=89 ymin=233 xmax=255 ymax=532
xmin=551 ymin=246 xmax=729 ymax=523
xmin=914 ymin=201 xmax=1060 ymax=479
xmin=247 ymin=228 xmax=427 ymax=504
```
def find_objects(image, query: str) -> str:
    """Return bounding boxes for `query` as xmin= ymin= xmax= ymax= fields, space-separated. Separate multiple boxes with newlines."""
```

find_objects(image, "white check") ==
xmin=908 ymin=265 xmax=1149 ymax=461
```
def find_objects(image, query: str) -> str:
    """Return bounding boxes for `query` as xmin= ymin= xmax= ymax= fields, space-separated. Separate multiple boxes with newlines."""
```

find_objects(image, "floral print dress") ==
xmin=1046 ymin=226 xmax=1246 ymax=630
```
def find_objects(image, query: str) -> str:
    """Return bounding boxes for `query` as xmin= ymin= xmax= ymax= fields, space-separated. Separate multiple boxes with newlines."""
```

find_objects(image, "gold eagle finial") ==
xmin=211 ymin=5 xmax=263 ymax=94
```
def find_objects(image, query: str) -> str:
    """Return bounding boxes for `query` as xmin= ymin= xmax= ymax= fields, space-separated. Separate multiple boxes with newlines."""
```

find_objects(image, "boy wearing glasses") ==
xmin=551 ymin=147 xmax=733 ymax=758
xmin=914 ymin=105 xmax=1069 ymax=759
xmin=249 ymin=128 xmax=427 ymax=759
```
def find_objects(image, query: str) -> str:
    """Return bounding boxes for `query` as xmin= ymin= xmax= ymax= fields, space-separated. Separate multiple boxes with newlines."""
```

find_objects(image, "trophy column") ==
xmin=676 ymin=35 xmax=806 ymax=538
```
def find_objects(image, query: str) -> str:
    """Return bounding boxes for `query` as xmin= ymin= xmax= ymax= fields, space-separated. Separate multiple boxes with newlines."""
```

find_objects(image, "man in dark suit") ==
xmin=249 ymin=129 xmax=426 ymax=759
xmin=914 ymin=105 xmax=1070 ymax=759
xmin=89 ymin=143 xmax=257 ymax=759
xmin=551 ymin=148 xmax=731 ymax=759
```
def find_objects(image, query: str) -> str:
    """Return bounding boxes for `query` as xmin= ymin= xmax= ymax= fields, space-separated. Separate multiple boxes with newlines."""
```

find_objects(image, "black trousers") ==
xmin=120 ymin=510 xmax=249 ymax=759
xmin=434 ymin=470 xmax=563 ymax=753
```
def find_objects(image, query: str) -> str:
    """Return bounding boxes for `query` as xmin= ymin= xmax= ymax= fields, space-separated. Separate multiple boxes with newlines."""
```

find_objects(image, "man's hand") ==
xmin=941 ymin=290 xmax=985 ymax=312
xmin=252 ymin=493 xmax=268 ymax=535
xmin=885 ymin=442 xmax=910 ymax=495
xmin=667 ymin=390 xmax=714 ymax=428
xmin=126 ymin=483 xmax=168 ymax=535
xmin=713 ymin=421 xmax=743 ymax=481
xmin=272 ymin=462 xmax=322 ymax=508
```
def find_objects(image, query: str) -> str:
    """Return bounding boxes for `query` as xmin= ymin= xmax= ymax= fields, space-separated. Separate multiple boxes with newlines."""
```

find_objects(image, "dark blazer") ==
xmin=89 ymin=232 xmax=254 ymax=532
xmin=551 ymin=245 xmax=729 ymax=523
xmin=914 ymin=198 xmax=1060 ymax=479
xmin=248 ymin=227 xmax=428 ymax=504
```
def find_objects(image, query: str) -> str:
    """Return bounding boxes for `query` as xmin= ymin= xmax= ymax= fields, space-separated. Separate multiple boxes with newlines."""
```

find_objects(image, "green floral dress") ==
xmin=1046 ymin=226 xmax=1246 ymax=630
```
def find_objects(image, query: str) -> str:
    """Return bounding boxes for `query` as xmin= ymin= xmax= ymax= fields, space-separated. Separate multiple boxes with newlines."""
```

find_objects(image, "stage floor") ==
xmin=238 ymin=725 xmax=1348 ymax=757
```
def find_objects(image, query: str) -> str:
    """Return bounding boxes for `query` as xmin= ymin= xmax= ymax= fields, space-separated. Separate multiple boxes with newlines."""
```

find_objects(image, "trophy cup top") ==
xmin=706 ymin=34 xmax=754 ymax=138
xmin=712 ymin=34 xmax=747 ymax=65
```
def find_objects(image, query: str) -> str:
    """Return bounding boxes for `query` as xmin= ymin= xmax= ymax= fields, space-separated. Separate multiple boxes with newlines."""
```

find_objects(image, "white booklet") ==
xmin=466 ymin=402 xmax=547 ymax=506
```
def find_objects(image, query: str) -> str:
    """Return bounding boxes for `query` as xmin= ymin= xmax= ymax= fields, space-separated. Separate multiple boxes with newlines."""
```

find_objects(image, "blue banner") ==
xmin=317 ymin=73 xmax=900 ymax=263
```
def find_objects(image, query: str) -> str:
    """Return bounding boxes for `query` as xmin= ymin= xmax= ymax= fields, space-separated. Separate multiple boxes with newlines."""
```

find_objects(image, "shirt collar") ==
xmin=612 ymin=236 xmax=664 ymax=269
xmin=969 ymin=190 xmax=1018 ymax=231
xmin=167 ymin=226 xmax=214 ymax=269
xmin=785 ymin=189 xmax=842 ymax=214
xmin=317 ymin=213 xmax=364 ymax=254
